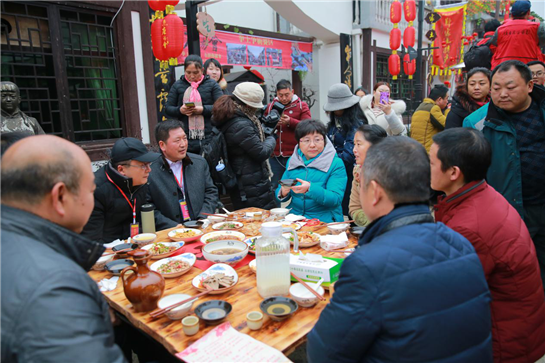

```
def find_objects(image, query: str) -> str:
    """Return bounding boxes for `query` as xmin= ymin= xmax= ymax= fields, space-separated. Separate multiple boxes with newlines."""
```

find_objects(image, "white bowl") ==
xmin=207 ymin=214 xmax=227 ymax=222
xmin=92 ymin=254 xmax=114 ymax=271
xmin=327 ymin=224 xmax=350 ymax=235
xmin=157 ymin=294 xmax=196 ymax=320
xmin=200 ymin=231 xmax=246 ymax=244
xmin=248 ymin=259 xmax=256 ymax=273
xmin=289 ymin=283 xmax=325 ymax=307
xmin=202 ymin=240 xmax=248 ymax=266
xmin=270 ymin=208 xmax=290 ymax=217
xmin=132 ymin=233 xmax=157 ymax=246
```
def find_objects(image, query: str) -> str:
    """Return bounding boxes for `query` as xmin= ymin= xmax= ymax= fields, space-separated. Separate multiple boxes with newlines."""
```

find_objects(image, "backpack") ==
xmin=201 ymin=126 xmax=237 ymax=190
xmin=464 ymin=38 xmax=493 ymax=71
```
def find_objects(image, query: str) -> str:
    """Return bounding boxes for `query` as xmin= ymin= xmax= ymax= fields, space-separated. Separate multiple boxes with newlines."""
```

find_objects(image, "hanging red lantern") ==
xmin=390 ymin=1 xmax=402 ymax=24
xmin=389 ymin=54 xmax=401 ymax=80
xmin=403 ymin=54 xmax=416 ymax=79
xmin=403 ymin=0 xmax=416 ymax=22
xmin=403 ymin=26 xmax=415 ymax=48
xmin=163 ymin=14 xmax=184 ymax=60
xmin=390 ymin=28 xmax=401 ymax=50
xmin=151 ymin=18 xmax=169 ymax=63
xmin=148 ymin=0 xmax=178 ymax=11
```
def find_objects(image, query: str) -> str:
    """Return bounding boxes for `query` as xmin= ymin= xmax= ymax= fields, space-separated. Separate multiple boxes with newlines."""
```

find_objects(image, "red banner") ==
xmin=432 ymin=4 xmax=466 ymax=74
xmin=177 ymin=26 xmax=313 ymax=71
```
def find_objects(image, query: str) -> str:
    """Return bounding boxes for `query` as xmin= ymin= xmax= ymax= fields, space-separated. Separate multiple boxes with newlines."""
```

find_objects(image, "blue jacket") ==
xmin=462 ymin=103 xmax=489 ymax=130
xmin=275 ymin=139 xmax=347 ymax=222
xmin=308 ymin=204 xmax=493 ymax=363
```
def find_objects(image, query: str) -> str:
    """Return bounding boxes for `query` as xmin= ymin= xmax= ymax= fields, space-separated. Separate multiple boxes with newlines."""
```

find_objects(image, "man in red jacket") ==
xmin=431 ymin=128 xmax=545 ymax=363
xmin=490 ymin=0 xmax=545 ymax=70
xmin=264 ymin=79 xmax=311 ymax=205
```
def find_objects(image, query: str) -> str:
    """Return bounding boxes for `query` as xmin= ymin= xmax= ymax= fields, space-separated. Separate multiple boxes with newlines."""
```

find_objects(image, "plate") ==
xmin=290 ymin=231 xmax=321 ymax=248
xmin=284 ymin=214 xmax=306 ymax=222
xmin=192 ymin=263 xmax=239 ymax=294
xmin=212 ymin=221 xmax=244 ymax=230
xmin=280 ymin=222 xmax=302 ymax=231
xmin=201 ymin=231 xmax=246 ymax=244
xmin=168 ymin=228 xmax=202 ymax=243
xmin=150 ymin=253 xmax=196 ymax=278
xmin=141 ymin=241 xmax=185 ymax=260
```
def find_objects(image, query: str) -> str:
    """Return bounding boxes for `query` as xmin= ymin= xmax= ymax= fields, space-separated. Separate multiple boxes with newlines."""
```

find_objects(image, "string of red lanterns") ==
xmin=149 ymin=0 xmax=184 ymax=70
xmin=388 ymin=0 xmax=402 ymax=80
xmin=403 ymin=0 xmax=416 ymax=79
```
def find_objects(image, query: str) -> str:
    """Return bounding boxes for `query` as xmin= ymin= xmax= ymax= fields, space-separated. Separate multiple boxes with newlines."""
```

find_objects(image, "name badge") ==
xmin=179 ymin=199 xmax=190 ymax=221
xmin=130 ymin=223 xmax=140 ymax=237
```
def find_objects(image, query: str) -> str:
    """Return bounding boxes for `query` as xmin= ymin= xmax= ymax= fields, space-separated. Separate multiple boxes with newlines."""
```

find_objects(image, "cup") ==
xmin=182 ymin=316 xmax=200 ymax=336
xmin=246 ymin=311 xmax=264 ymax=330
xmin=254 ymin=212 xmax=262 ymax=221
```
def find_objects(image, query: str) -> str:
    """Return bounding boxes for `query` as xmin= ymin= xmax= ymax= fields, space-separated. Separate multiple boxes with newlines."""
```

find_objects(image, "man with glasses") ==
xmin=527 ymin=60 xmax=545 ymax=86
xmin=82 ymin=137 xmax=177 ymax=243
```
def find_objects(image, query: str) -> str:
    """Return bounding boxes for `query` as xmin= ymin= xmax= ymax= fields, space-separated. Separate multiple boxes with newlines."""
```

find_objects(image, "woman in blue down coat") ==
xmin=275 ymin=120 xmax=347 ymax=223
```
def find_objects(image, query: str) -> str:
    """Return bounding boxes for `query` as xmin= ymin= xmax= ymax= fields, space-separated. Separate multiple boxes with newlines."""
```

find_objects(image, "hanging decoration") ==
xmin=388 ymin=0 xmax=402 ymax=80
xmin=403 ymin=53 xmax=416 ymax=78
xmin=403 ymin=0 xmax=416 ymax=79
xmin=148 ymin=0 xmax=179 ymax=21
xmin=151 ymin=14 xmax=185 ymax=70
xmin=431 ymin=4 xmax=467 ymax=76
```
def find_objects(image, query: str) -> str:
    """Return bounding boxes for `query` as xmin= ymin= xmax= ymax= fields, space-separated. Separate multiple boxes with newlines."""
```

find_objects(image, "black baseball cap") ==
xmin=110 ymin=137 xmax=160 ymax=164
xmin=511 ymin=0 xmax=531 ymax=16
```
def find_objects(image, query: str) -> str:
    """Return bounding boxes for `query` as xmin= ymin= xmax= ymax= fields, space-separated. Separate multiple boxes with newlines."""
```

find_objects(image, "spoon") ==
xmin=312 ymin=278 xmax=324 ymax=291
xmin=222 ymin=207 xmax=233 ymax=215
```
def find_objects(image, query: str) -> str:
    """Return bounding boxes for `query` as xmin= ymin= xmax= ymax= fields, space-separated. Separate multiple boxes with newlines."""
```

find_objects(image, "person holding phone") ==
xmin=359 ymin=82 xmax=407 ymax=136
xmin=165 ymin=55 xmax=223 ymax=154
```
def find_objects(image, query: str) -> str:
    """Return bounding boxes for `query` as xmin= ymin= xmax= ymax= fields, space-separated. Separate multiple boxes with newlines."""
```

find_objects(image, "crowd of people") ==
xmin=1 ymin=0 xmax=545 ymax=361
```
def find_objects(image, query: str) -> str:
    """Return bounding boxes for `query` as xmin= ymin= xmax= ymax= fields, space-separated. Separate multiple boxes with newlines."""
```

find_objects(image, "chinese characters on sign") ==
xmin=340 ymin=33 xmax=353 ymax=90
xmin=431 ymin=4 xmax=467 ymax=75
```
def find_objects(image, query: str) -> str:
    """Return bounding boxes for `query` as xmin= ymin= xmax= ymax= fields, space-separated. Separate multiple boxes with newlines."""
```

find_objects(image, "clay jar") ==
xmin=121 ymin=249 xmax=165 ymax=312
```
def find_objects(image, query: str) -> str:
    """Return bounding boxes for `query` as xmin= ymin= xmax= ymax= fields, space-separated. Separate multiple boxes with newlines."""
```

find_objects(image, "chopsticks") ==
xmin=327 ymin=220 xmax=354 ymax=226
xmin=201 ymin=212 xmax=229 ymax=218
xmin=290 ymin=273 xmax=326 ymax=301
xmin=149 ymin=287 xmax=213 ymax=318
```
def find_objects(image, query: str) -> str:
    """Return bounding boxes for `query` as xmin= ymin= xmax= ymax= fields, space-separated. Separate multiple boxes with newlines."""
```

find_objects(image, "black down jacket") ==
xmin=164 ymin=75 xmax=223 ymax=154
xmin=216 ymin=110 xmax=277 ymax=209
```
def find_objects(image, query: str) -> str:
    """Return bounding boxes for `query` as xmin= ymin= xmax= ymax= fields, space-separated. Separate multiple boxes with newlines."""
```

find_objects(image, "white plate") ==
xmin=212 ymin=221 xmax=243 ymax=230
xmin=200 ymin=230 xmax=246 ymax=244
xmin=192 ymin=263 xmax=239 ymax=294
xmin=284 ymin=214 xmax=306 ymax=222
xmin=290 ymin=231 xmax=321 ymax=248
xmin=141 ymin=241 xmax=185 ymax=259
xmin=167 ymin=228 xmax=203 ymax=242
xmin=279 ymin=221 xmax=302 ymax=231
xmin=150 ymin=253 xmax=196 ymax=278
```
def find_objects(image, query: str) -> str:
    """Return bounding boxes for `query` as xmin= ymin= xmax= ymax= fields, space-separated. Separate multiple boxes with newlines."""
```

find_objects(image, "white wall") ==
xmin=293 ymin=0 xmax=353 ymax=36
xmin=317 ymin=42 xmax=341 ymax=122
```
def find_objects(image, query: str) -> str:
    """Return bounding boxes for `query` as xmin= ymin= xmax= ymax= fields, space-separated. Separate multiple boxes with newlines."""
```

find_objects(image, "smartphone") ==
xmin=279 ymin=179 xmax=297 ymax=187
xmin=379 ymin=92 xmax=390 ymax=105
xmin=184 ymin=102 xmax=195 ymax=107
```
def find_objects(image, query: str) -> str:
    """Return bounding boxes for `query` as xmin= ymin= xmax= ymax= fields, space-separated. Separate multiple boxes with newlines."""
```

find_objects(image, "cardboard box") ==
xmin=289 ymin=254 xmax=343 ymax=287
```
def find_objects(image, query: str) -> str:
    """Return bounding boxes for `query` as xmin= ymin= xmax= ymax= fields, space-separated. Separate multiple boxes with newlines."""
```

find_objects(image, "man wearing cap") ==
xmin=82 ymin=137 xmax=177 ymax=243
xmin=490 ymin=0 xmax=545 ymax=70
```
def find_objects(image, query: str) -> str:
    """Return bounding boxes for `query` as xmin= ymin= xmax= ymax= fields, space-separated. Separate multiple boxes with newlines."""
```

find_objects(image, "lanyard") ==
xmin=106 ymin=172 xmax=136 ymax=224
xmin=172 ymin=164 xmax=185 ymax=198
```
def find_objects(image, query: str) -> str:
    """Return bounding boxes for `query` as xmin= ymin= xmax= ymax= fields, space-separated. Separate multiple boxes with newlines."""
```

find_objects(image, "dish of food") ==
xmin=241 ymin=222 xmax=262 ymax=237
xmin=150 ymin=253 xmax=196 ymax=278
xmin=290 ymin=231 xmax=321 ymax=248
xmin=281 ymin=222 xmax=302 ymax=231
xmin=192 ymin=263 xmax=239 ymax=294
xmin=168 ymin=228 xmax=202 ymax=243
xmin=212 ymin=222 xmax=243 ymax=230
xmin=200 ymin=231 xmax=246 ymax=244
xmin=141 ymin=241 xmax=184 ymax=259
xmin=245 ymin=233 xmax=292 ymax=254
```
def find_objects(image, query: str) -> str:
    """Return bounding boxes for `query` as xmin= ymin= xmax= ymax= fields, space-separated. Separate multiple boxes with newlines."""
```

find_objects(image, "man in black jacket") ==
xmin=1 ymin=135 xmax=126 ymax=362
xmin=82 ymin=137 xmax=177 ymax=243
xmin=149 ymin=120 xmax=218 ymax=222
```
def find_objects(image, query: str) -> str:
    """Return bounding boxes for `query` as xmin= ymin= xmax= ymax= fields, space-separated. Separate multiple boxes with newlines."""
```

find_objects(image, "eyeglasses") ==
xmin=300 ymin=138 xmax=325 ymax=145
xmin=532 ymin=71 xmax=544 ymax=77
xmin=122 ymin=163 xmax=151 ymax=171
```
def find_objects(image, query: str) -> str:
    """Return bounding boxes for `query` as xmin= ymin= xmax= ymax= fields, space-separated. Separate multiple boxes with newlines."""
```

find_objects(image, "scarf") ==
xmin=234 ymin=102 xmax=273 ymax=179
xmin=183 ymin=75 xmax=205 ymax=140
xmin=475 ymin=96 xmax=490 ymax=107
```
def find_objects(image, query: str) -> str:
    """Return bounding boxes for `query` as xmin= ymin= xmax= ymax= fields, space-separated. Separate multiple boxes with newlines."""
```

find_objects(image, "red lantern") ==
xmin=151 ymin=18 xmax=169 ymax=62
xmin=390 ymin=1 xmax=402 ymax=23
xmin=148 ymin=0 xmax=179 ymax=11
xmin=390 ymin=28 xmax=401 ymax=50
xmin=403 ymin=0 xmax=416 ymax=22
xmin=403 ymin=26 xmax=415 ymax=48
xmin=163 ymin=14 xmax=184 ymax=59
xmin=389 ymin=54 xmax=401 ymax=80
xmin=403 ymin=54 xmax=416 ymax=79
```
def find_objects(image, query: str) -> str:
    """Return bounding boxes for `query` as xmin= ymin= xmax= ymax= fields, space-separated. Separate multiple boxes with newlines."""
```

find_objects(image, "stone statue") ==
xmin=1 ymin=81 xmax=45 ymax=135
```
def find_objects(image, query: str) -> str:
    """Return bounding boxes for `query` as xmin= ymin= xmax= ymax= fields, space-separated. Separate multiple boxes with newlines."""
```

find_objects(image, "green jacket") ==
xmin=482 ymin=86 xmax=545 ymax=218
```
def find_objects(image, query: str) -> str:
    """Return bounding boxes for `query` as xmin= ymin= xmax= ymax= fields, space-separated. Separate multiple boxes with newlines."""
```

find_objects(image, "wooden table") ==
xmin=89 ymin=208 xmax=358 ymax=358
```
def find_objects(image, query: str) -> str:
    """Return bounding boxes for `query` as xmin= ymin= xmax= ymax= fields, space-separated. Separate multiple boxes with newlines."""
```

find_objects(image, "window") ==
xmin=1 ymin=1 xmax=123 ymax=143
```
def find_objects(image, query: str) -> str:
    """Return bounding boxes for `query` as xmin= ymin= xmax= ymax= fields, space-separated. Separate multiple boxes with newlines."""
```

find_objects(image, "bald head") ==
xmin=2 ymin=135 xmax=95 ymax=233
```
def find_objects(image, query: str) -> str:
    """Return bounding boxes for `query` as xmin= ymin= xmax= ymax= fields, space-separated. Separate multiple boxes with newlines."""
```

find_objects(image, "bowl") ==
xmin=157 ymin=294 xmax=196 ymax=320
xmin=207 ymin=214 xmax=228 ymax=223
xmin=132 ymin=233 xmax=157 ymax=247
xmin=141 ymin=241 xmax=185 ymax=260
xmin=327 ymin=223 xmax=350 ymax=235
xmin=192 ymin=264 xmax=239 ymax=294
xmin=201 ymin=231 xmax=246 ymax=244
xmin=270 ymin=208 xmax=290 ymax=218
xmin=202 ymin=240 xmax=249 ymax=266
xmin=289 ymin=283 xmax=325 ymax=307
xmin=112 ymin=243 xmax=138 ymax=258
xmin=150 ymin=253 xmax=196 ymax=278
xmin=260 ymin=296 xmax=298 ymax=322
xmin=168 ymin=228 xmax=203 ymax=243
xmin=105 ymin=259 xmax=135 ymax=275
xmin=211 ymin=221 xmax=243 ymax=230
xmin=194 ymin=300 xmax=232 ymax=325
xmin=92 ymin=254 xmax=115 ymax=271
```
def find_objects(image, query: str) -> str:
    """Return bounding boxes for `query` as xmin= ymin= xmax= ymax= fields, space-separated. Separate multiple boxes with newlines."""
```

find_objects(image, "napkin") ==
xmin=285 ymin=213 xmax=305 ymax=222
xmin=320 ymin=232 xmax=349 ymax=251
xmin=198 ymin=219 xmax=211 ymax=229
xmin=103 ymin=239 xmax=125 ymax=249
xmin=98 ymin=276 xmax=119 ymax=292
xmin=297 ymin=251 xmax=324 ymax=263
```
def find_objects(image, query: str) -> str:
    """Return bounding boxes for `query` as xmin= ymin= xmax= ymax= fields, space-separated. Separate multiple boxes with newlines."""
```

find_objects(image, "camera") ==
xmin=260 ymin=101 xmax=285 ymax=136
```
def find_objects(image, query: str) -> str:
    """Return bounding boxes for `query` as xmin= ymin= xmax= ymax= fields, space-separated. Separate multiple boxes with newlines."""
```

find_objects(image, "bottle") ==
xmin=141 ymin=203 xmax=156 ymax=233
xmin=256 ymin=222 xmax=299 ymax=298
xmin=216 ymin=160 xmax=236 ymax=190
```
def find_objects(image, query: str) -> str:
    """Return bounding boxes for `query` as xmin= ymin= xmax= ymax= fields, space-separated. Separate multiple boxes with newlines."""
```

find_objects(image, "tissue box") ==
xmin=290 ymin=254 xmax=343 ymax=287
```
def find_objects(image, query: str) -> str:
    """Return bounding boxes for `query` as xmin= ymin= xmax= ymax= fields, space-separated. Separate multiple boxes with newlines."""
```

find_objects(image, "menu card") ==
xmin=176 ymin=322 xmax=291 ymax=362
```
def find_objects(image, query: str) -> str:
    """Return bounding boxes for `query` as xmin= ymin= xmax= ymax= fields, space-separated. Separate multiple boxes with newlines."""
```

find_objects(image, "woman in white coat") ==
xmin=359 ymin=82 xmax=407 ymax=136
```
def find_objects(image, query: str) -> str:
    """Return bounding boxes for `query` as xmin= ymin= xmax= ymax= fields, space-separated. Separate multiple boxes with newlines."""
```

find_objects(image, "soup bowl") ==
xmin=201 ymin=240 xmax=249 ymax=266
xmin=260 ymin=296 xmax=298 ymax=322
xmin=194 ymin=300 xmax=232 ymax=325
xmin=132 ymin=233 xmax=157 ymax=247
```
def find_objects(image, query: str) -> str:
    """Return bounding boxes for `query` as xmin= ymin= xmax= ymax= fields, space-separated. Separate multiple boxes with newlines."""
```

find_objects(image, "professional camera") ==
xmin=260 ymin=101 xmax=285 ymax=136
